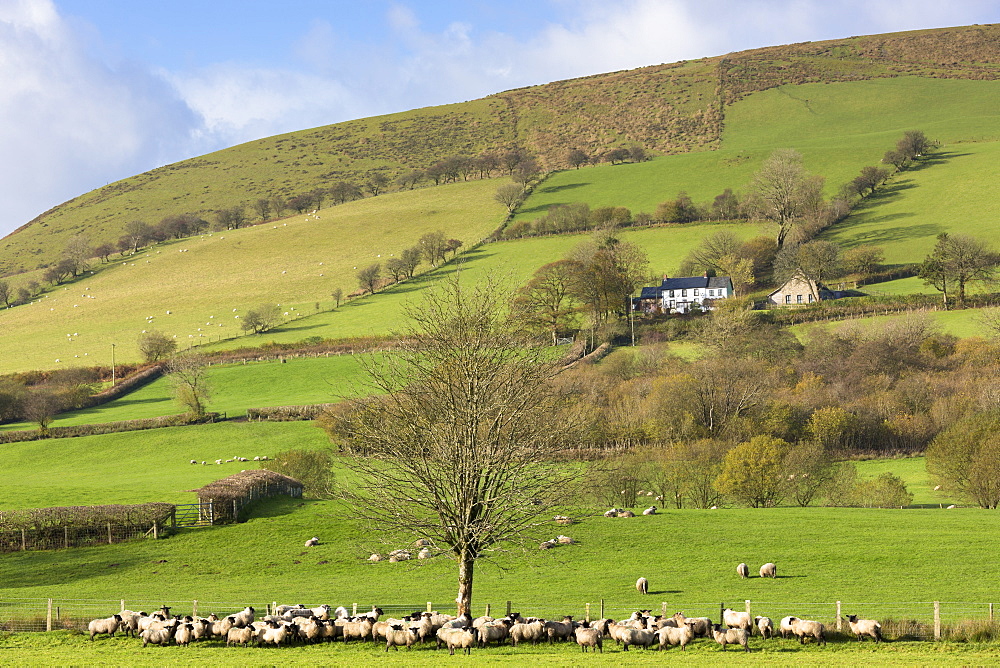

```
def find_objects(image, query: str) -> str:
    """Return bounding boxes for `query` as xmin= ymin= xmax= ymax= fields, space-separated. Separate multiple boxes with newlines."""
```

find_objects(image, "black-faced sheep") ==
xmin=711 ymin=624 xmax=750 ymax=651
xmin=671 ymin=612 xmax=712 ymax=637
xmin=723 ymin=608 xmax=752 ymax=634
xmin=755 ymin=616 xmax=774 ymax=639
xmin=510 ymin=618 xmax=546 ymax=646
xmin=656 ymin=623 xmax=694 ymax=650
xmin=88 ymin=614 xmax=122 ymax=641
xmin=385 ymin=624 xmax=419 ymax=651
xmin=787 ymin=617 xmax=826 ymax=645
xmin=845 ymin=615 xmax=883 ymax=643
xmin=226 ymin=626 xmax=255 ymax=647
xmin=574 ymin=623 xmax=603 ymax=652
xmin=437 ymin=627 xmax=475 ymax=655
xmin=544 ymin=616 xmax=575 ymax=643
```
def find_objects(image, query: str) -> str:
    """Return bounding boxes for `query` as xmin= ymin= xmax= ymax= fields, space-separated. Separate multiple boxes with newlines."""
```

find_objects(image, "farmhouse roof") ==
xmin=660 ymin=276 xmax=733 ymax=291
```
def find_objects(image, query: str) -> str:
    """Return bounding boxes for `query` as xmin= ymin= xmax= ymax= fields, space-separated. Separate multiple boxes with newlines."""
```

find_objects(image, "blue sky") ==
xmin=1 ymin=0 xmax=999 ymax=241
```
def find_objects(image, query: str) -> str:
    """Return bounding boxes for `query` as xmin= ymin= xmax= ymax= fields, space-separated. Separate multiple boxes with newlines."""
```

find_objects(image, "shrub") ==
xmin=261 ymin=449 xmax=336 ymax=499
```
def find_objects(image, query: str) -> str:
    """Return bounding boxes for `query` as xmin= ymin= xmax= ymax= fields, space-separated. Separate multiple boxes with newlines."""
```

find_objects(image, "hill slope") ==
xmin=3 ymin=24 xmax=1000 ymax=276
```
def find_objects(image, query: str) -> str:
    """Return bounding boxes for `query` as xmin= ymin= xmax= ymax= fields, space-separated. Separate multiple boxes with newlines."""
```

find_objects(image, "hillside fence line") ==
xmin=0 ymin=596 xmax=992 ymax=640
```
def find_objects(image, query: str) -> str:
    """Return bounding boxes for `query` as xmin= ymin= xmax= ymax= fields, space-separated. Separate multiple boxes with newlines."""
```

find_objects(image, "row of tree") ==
xmin=354 ymin=231 xmax=463 ymax=296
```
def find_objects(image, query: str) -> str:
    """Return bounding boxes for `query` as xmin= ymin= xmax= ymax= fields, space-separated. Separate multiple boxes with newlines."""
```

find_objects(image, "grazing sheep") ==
xmin=304 ymin=537 xmax=319 ymax=547
xmin=642 ymin=506 xmax=657 ymax=515
xmin=226 ymin=626 xmax=255 ymax=647
xmin=189 ymin=460 xmax=197 ymax=465
xmin=141 ymin=619 xmax=180 ymax=647
xmin=574 ymin=623 xmax=603 ymax=652
xmin=779 ymin=616 xmax=796 ymax=639
xmin=510 ymin=618 xmax=546 ymax=646
xmin=544 ymin=616 xmax=575 ymax=643
xmin=759 ymin=562 xmax=777 ymax=578
xmin=711 ymin=624 xmax=750 ymax=652
xmin=88 ymin=614 xmax=123 ymax=641
xmin=617 ymin=510 xmax=636 ymax=517
xmin=845 ymin=615 xmax=884 ymax=643
xmin=787 ymin=617 xmax=826 ymax=645
xmin=657 ymin=623 xmax=695 ymax=650
xmin=620 ymin=626 xmax=657 ymax=651
xmin=554 ymin=515 xmax=573 ymax=525
xmin=437 ymin=627 xmax=475 ymax=655
xmin=755 ymin=616 xmax=774 ymax=639
xmin=258 ymin=621 xmax=289 ymax=646
xmin=477 ymin=619 xmax=513 ymax=647
xmin=671 ymin=612 xmax=712 ymax=638
xmin=636 ymin=577 xmax=649 ymax=595
xmin=385 ymin=624 xmax=419 ymax=651
xmin=737 ymin=562 xmax=750 ymax=579
xmin=340 ymin=616 xmax=374 ymax=642
xmin=723 ymin=608 xmax=753 ymax=634
xmin=414 ymin=538 xmax=432 ymax=547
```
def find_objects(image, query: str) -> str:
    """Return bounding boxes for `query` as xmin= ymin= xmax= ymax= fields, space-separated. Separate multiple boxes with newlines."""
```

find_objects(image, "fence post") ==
xmin=352 ymin=603 xmax=357 ymax=616
xmin=485 ymin=603 xmax=491 ymax=618
xmin=121 ymin=599 xmax=126 ymax=613
xmin=427 ymin=601 xmax=433 ymax=613
xmin=506 ymin=601 xmax=511 ymax=617
xmin=46 ymin=599 xmax=52 ymax=632
xmin=21 ymin=528 xmax=26 ymax=551
xmin=991 ymin=603 xmax=994 ymax=622
xmin=192 ymin=600 xmax=198 ymax=617
xmin=586 ymin=603 xmax=591 ymax=623
xmin=720 ymin=602 xmax=725 ymax=626
xmin=152 ymin=522 xmax=158 ymax=540
xmin=108 ymin=522 xmax=113 ymax=544
xmin=745 ymin=600 xmax=752 ymax=627
xmin=836 ymin=601 xmax=842 ymax=631
xmin=600 ymin=599 xmax=605 ymax=620
xmin=662 ymin=602 xmax=668 ymax=616
xmin=934 ymin=601 xmax=941 ymax=641
xmin=64 ymin=527 xmax=69 ymax=549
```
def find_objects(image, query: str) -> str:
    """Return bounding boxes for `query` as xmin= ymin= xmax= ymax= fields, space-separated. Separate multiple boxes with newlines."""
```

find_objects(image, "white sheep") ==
xmin=711 ymin=624 xmax=750 ymax=651
xmin=723 ymin=608 xmax=752 ymax=634
xmin=437 ymin=626 xmax=475 ymax=655
xmin=226 ymin=625 xmax=255 ymax=646
xmin=636 ymin=577 xmax=649 ymax=595
xmin=759 ymin=562 xmax=777 ymax=578
xmin=670 ymin=612 xmax=712 ymax=637
xmin=418 ymin=547 xmax=431 ymax=559
xmin=755 ymin=616 xmax=774 ymax=639
xmin=385 ymin=624 xmax=419 ymax=651
xmin=737 ymin=562 xmax=750 ymax=578
xmin=845 ymin=615 xmax=883 ymax=643
xmin=779 ymin=616 xmax=796 ymax=638
xmin=574 ymin=623 xmax=603 ymax=652
xmin=510 ymin=618 xmax=546 ymax=646
xmin=603 ymin=508 xmax=621 ymax=517
xmin=88 ymin=614 xmax=123 ymax=640
xmin=304 ymin=537 xmax=319 ymax=547
xmin=557 ymin=535 xmax=574 ymax=544
xmin=656 ymin=623 xmax=694 ymax=650
xmin=368 ymin=553 xmax=382 ymax=562
xmin=787 ymin=617 xmax=826 ymax=645
xmin=642 ymin=506 xmax=657 ymax=515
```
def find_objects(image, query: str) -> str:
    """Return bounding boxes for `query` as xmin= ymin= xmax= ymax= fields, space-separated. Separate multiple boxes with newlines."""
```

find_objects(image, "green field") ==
xmin=791 ymin=307 xmax=997 ymax=342
xmin=0 ymin=179 xmax=504 ymax=374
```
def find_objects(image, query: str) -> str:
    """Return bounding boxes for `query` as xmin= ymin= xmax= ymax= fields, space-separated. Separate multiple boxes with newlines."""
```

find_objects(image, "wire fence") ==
xmin=1 ymin=596 xmax=997 ymax=641
xmin=0 ymin=523 xmax=159 ymax=553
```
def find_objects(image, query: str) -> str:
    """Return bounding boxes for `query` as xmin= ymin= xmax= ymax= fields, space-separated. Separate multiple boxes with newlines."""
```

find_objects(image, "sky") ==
xmin=1 ymin=0 xmax=999 ymax=240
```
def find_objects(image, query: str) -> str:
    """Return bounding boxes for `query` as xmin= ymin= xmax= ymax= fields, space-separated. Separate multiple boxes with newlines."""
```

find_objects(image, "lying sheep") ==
xmin=845 ymin=614 xmax=884 ymax=643
xmin=755 ymin=616 xmax=774 ymax=639
xmin=88 ymin=614 xmax=123 ymax=641
xmin=617 ymin=510 xmax=636 ymax=518
xmin=642 ymin=506 xmax=657 ymax=515
xmin=636 ymin=577 xmax=649 ymax=595
xmin=657 ymin=623 xmax=694 ymax=650
xmin=759 ymin=562 xmax=777 ymax=578
xmin=574 ymin=623 xmax=603 ymax=652
xmin=712 ymin=624 xmax=750 ymax=652
xmin=737 ymin=562 xmax=750 ymax=579
xmin=603 ymin=508 xmax=622 ymax=518
xmin=723 ymin=608 xmax=752 ymax=634
xmin=385 ymin=624 xmax=419 ymax=651
xmin=557 ymin=535 xmax=573 ymax=544
xmin=437 ymin=627 xmax=475 ymax=655
xmin=304 ymin=537 xmax=319 ymax=547
xmin=787 ymin=617 xmax=826 ymax=645
xmin=368 ymin=553 xmax=382 ymax=562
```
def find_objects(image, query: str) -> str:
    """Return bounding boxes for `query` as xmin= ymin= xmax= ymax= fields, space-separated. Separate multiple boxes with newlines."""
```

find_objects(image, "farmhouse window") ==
xmin=669 ymin=290 xmax=675 ymax=297
xmin=693 ymin=289 xmax=699 ymax=296
xmin=797 ymin=294 xmax=803 ymax=303
xmin=785 ymin=295 xmax=791 ymax=304
xmin=808 ymin=294 xmax=815 ymax=303
xmin=682 ymin=289 xmax=688 ymax=297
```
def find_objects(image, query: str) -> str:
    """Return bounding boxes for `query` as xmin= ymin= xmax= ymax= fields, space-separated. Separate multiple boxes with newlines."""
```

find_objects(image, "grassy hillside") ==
xmin=4 ymin=25 xmax=1000 ymax=276
xmin=0 ymin=180 xmax=503 ymax=374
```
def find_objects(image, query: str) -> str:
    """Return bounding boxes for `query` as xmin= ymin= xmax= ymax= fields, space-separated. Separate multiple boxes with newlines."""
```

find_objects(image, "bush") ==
xmin=852 ymin=472 xmax=913 ymax=508
xmin=261 ymin=449 xmax=336 ymax=499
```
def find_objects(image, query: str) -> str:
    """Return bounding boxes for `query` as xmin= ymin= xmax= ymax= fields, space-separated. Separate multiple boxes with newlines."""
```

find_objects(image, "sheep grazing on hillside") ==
xmin=539 ymin=540 xmax=556 ymax=550
xmin=557 ymin=535 xmax=573 ymax=544
xmin=759 ymin=562 xmax=777 ymax=578
xmin=755 ymin=616 xmax=774 ymax=639
xmin=786 ymin=617 xmax=826 ymax=645
xmin=845 ymin=615 xmax=884 ymax=643
xmin=574 ymin=622 xmax=603 ymax=652
xmin=88 ymin=614 xmax=123 ymax=641
xmin=737 ymin=562 xmax=750 ymax=579
xmin=635 ymin=577 xmax=649 ymax=595
xmin=711 ymin=624 xmax=750 ymax=652
xmin=304 ymin=537 xmax=319 ymax=547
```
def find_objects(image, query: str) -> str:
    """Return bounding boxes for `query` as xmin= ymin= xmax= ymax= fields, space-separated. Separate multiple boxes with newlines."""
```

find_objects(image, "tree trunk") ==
xmin=457 ymin=552 xmax=475 ymax=617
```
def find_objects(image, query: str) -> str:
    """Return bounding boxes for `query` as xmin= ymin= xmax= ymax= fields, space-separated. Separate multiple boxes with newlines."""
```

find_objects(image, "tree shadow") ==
xmin=538 ymin=182 xmax=589 ymax=195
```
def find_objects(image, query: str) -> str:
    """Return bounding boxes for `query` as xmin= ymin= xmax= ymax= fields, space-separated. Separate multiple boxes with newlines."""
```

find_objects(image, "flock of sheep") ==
xmin=188 ymin=456 xmax=269 ymax=465
xmin=85 ymin=600 xmax=884 ymax=653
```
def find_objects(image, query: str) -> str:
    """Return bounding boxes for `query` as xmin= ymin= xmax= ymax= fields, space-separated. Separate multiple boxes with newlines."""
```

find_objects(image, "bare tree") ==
xmin=357 ymin=263 xmax=381 ymax=294
xmin=513 ymin=260 xmax=581 ymax=344
xmin=920 ymin=233 xmax=999 ymax=308
xmin=253 ymin=198 xmax=272 ymax=221
xmin=330 ymin=277 xmax=577 ymax=616
xmin=332 ymin=287 xmax=343 ymax=308
xmin=494 ymin=183 xmax=524 ymax=213
xmin=138 ymin=330 xmax=177 ymax=362
xmin=241 ymin=303 xmax=283 ymax=334
xmin=0 ymin=280 xmax=10 ymax=308
xmin=166 ymin=353 xmax=211 ymax=419
xmin=21 ymin=389 xmax=63 ymax=436
xmin=746 ymin=149 xmax=824 ymax=249
xmin=419 ymin=231 xmax=448 ymax=266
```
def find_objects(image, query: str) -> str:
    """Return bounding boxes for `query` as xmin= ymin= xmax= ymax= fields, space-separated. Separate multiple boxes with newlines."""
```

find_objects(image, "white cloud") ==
xmin=0 ymin=0 xmax=199 ymax=238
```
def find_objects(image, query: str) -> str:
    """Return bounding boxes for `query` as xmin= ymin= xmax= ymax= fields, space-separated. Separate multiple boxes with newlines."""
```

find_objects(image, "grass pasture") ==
xmin=0 ymin=179 xmax=504 ymax=375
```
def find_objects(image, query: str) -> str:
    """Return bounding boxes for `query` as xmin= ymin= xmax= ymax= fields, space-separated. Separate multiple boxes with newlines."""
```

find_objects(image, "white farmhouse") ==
xmin=632 ymin=275 xmax=734 ymax=314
